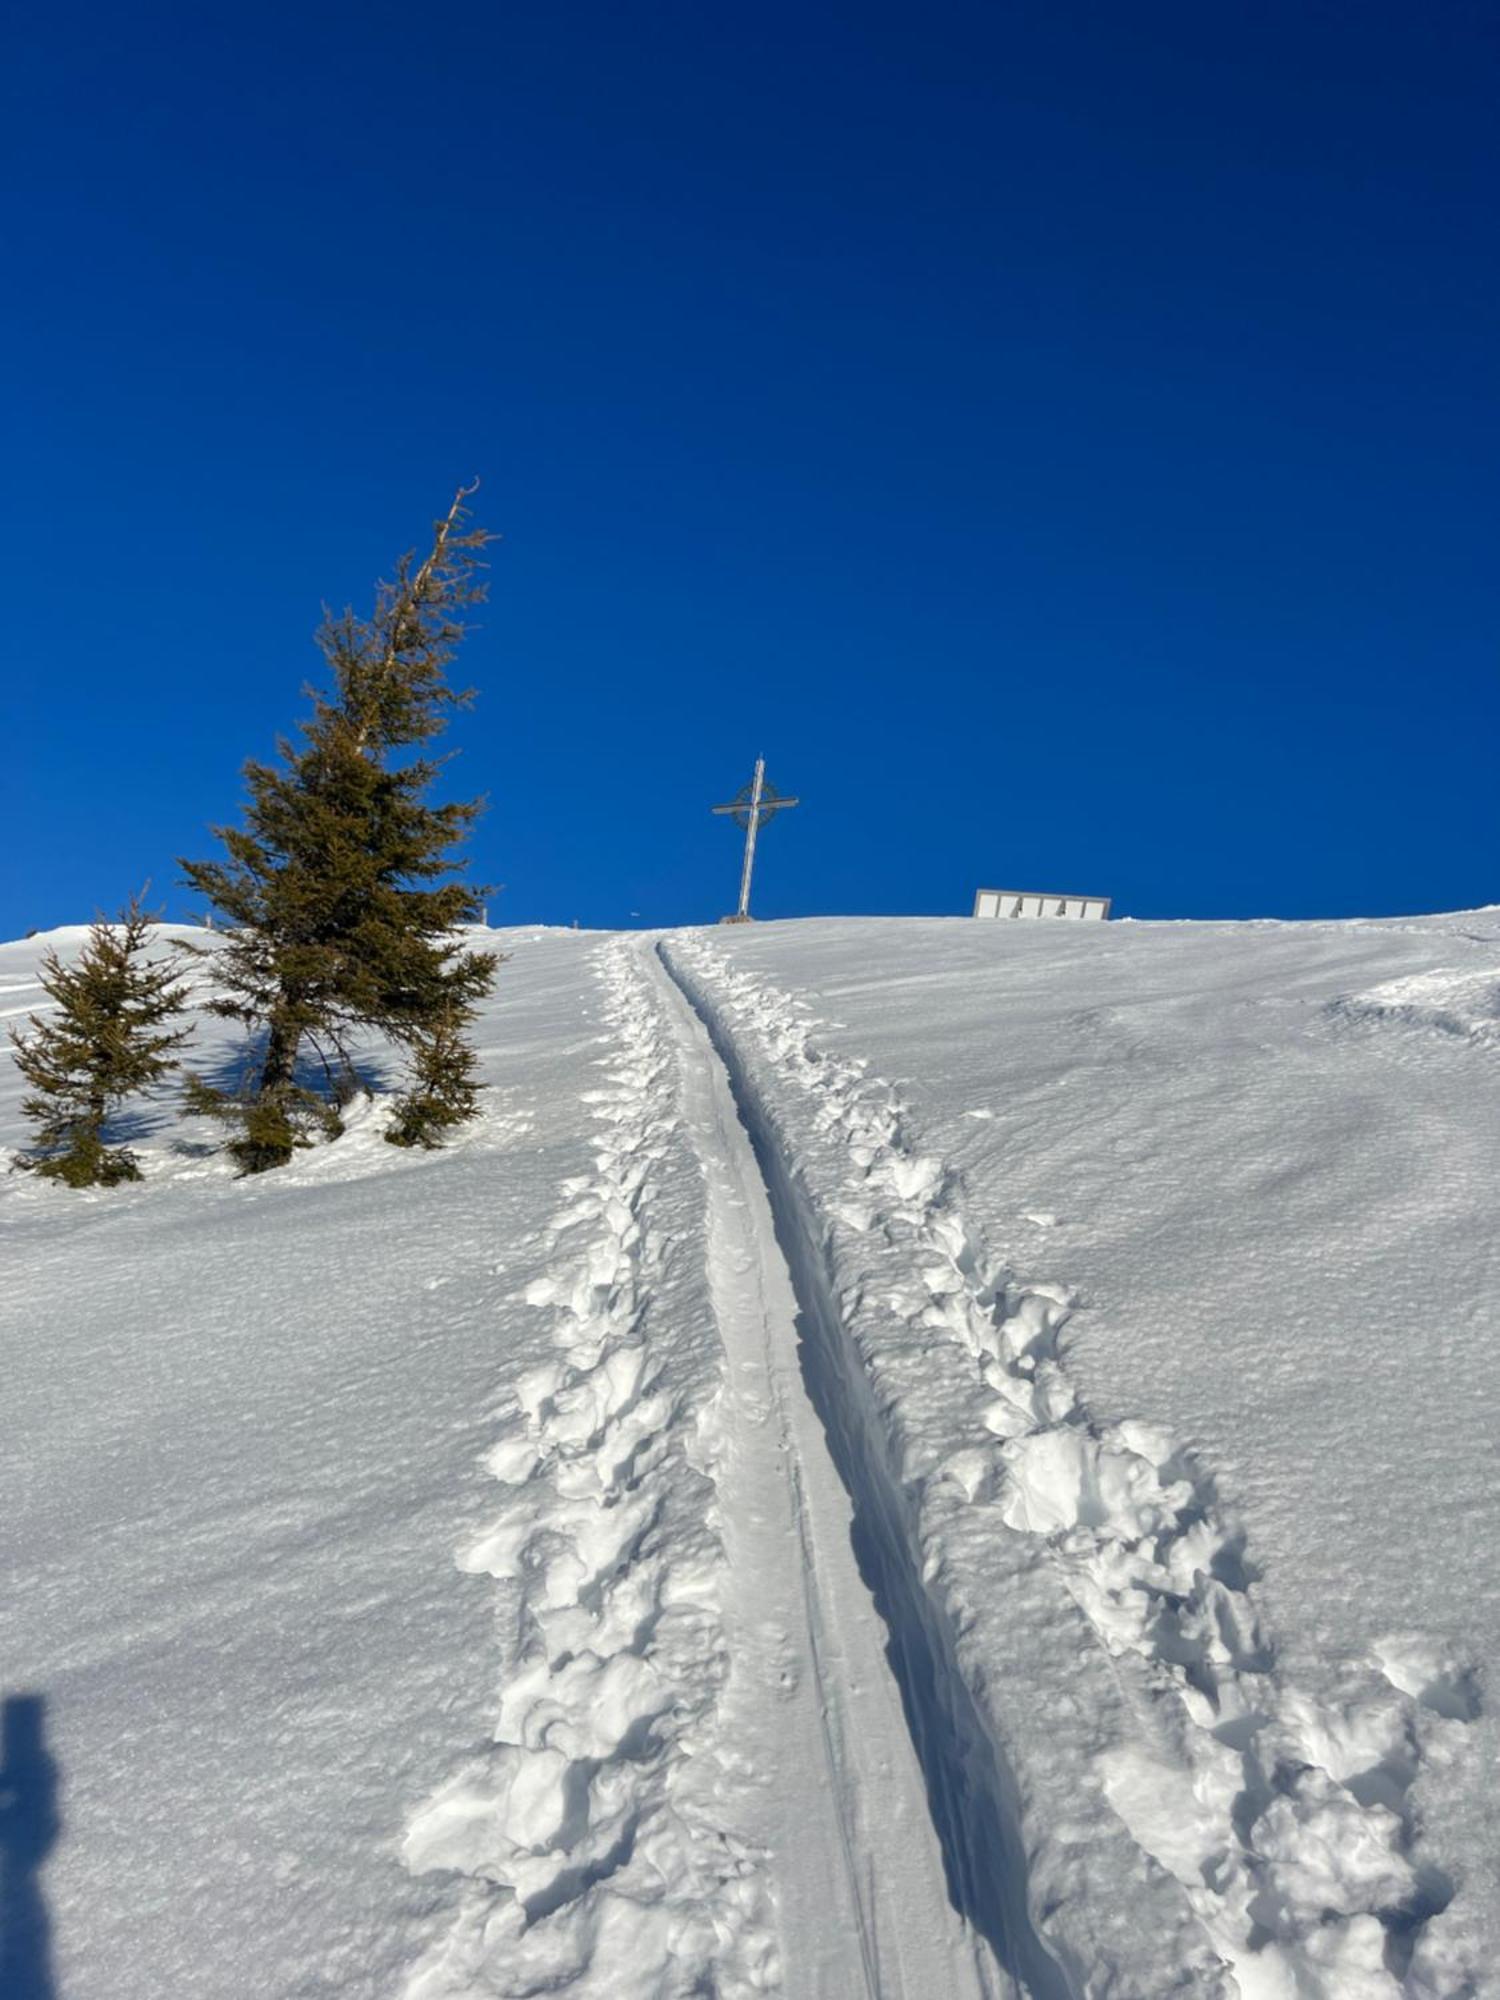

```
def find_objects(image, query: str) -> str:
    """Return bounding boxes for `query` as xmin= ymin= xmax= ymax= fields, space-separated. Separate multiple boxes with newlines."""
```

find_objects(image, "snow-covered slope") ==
xmin=2 ymin=911 xmax=1496 ymax=1999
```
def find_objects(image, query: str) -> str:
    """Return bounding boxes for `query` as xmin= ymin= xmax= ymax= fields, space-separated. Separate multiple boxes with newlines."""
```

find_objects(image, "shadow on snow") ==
xmin=1 ymin=1694 xmax=59 ymax=2000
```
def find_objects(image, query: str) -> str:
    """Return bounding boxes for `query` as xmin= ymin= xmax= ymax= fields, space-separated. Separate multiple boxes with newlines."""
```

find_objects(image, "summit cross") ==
xmin=711 ymin=757 xmax=799 ymax=922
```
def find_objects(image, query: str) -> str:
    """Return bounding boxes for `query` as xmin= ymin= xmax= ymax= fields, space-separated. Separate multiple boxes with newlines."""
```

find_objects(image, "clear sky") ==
xmin=4 ymin=1 xmax=1496 ymax=933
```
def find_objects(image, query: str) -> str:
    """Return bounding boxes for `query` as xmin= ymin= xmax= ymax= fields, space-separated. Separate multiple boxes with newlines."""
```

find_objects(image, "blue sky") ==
xmin=4 ymin=1 xmax=1496 ymax=932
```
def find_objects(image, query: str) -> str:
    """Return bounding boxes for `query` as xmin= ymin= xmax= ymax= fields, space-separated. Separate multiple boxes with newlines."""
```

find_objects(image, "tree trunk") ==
xmin=260 ymin=1012 xmax=300 ymax=1100
xmin=234 ymin=1008 xmax=304 ymax=1174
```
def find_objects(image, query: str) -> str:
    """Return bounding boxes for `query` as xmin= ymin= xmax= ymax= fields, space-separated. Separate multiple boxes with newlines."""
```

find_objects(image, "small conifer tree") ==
xmin=386 ymin=1007 xmax=485 ymax=1149
xmin=180 ymin=487 xmax=499 ymax=1174
xmin=10 ymin=895 xmax=191 ymax=1187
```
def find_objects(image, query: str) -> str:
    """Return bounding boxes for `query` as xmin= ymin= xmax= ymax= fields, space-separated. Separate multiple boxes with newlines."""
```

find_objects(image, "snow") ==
xmin=2 ymin=909 xmax=1497 ymax=1998
xmin=666 ymin=912 xmax=1500 ymax=1998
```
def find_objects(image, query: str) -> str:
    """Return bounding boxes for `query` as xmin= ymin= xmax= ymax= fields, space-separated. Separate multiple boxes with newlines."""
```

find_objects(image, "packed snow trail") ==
xmin=645 ymin=937 xmax=1017 ymax=2000
xmin=401 ymin=940 xmax=777 ymax=1997
xmin=665 ymin=935 xmax=1487 ymax=2000
xmin=403 ymin=935 xmax=1018 ymax=1998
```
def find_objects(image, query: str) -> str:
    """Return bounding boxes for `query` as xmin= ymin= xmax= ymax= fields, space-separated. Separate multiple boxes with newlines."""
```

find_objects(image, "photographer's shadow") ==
xmin=1 ymin=1695 xmax=59 ymax=2000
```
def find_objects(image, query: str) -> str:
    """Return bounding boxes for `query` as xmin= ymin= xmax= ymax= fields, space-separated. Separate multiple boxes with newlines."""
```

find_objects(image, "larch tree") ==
xmin=180 ymin=486 xmax=500 ymax=1174
xmin=10 ymin=895 xmax=192 ymax=1187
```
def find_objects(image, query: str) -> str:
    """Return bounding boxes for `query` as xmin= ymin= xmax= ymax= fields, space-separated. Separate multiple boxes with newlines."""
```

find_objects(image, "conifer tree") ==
xmin=180 ymin=487 xmax=499 ymax=1174
xmin=10 ymin=895 xmax=191 ymax=1187
xmin=386 ymin=1006 xmax=485 ymax=1149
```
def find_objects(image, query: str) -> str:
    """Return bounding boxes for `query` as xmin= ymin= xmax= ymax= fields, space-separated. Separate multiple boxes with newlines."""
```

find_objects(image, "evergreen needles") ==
xmin=10 ymin=895 xmax=191 ymax=1186
xmin=180 ymin=486 xmax=500 ymax=1173
xmin=386 ymin=1009 xmax=485 ymax=1149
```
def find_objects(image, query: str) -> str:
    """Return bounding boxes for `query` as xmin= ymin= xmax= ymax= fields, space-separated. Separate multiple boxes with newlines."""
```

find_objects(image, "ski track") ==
xmin=644 ymin=937 xmax=1013 ymax=2000
xmin=400 ymin=938 xmax=777 ymax=1999
xmin=664 ymin=936 xmax=1485 ymax=2000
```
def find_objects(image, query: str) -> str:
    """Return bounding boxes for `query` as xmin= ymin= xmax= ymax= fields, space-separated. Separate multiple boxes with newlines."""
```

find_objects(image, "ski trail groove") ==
xmin=657 ymin=939 xmax=1058 ymax=2000
xmin=644 ymin=936 xmax=1013 ymax=2000
xmin=400 ymin=938 xmax=776 ymax=1999
xmin=663 ymin=938 xmax=1484 ymax=2000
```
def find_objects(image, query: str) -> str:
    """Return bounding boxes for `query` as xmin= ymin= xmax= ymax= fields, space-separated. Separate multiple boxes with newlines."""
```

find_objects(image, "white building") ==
xmin=973 ymin=888 xmax=1110 ymax=921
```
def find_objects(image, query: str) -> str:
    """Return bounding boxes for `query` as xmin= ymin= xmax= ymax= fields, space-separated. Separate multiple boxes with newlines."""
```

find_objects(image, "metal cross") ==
xmin=711 ymin=756 xmax=799 ymax=922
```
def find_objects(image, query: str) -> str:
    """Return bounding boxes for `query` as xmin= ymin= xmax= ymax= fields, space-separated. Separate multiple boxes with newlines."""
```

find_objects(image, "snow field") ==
xmin=4 ymin=926 xmax=765 ymax=2000
xmin=0 ymin=930 xmax=605 ymax=2000
xmin=5 ymin=912 xmax=1497 ymax=1999
xmin=5 ymin=921 xmax=1014 ymax=2000
xmin=664 ymin=933 xmax=1490 ymax=2000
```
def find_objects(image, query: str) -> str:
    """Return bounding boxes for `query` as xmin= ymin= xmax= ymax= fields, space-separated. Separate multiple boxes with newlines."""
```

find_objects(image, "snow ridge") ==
xmin=401 ymin=939 xmax=775 ymax=1998
xmin=666 ymin=939 xmax=1483 ymax=2000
